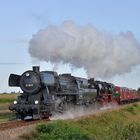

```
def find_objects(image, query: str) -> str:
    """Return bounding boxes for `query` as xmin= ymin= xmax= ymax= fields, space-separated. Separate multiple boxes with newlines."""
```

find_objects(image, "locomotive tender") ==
xmin=9 ymin=66 xmax=140 ymax=120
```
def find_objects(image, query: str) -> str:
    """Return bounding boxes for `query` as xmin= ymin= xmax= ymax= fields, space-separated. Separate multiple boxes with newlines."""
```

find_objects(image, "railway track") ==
xmin=0 ymin=119 xmax=49 ymax=131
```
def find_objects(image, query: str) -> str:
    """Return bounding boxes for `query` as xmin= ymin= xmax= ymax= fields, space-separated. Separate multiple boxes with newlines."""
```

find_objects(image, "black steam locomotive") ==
xmin=9 ymin=66 xmax=118 ymax=120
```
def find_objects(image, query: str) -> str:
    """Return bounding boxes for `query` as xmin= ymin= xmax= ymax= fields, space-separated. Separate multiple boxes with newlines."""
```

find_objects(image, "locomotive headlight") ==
xmin=35 ymin=100 xmax=39 ymax=104
xmin=26 ymin=72 xmax=30 ymax=77
xmin=13 ymin=101 xmax=17 ymax=104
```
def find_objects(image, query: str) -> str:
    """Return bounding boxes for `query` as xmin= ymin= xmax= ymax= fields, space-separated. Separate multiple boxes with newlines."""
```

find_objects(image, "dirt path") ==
xmin=0 ymin=124 xmax=36 ymax=140
xmin=0 ymin=119 xmax=49 ymax=140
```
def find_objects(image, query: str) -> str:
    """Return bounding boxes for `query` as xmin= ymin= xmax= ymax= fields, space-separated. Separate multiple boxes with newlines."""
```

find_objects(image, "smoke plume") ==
xmin=29 ymin=21 xmax=140 ymax=78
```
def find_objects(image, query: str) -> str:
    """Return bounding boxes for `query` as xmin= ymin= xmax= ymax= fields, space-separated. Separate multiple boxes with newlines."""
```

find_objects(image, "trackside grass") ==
xmin=0 ymin=112 xmax=15 ymax=122
xmin=20 ymin=103 xmax=140 ymax=140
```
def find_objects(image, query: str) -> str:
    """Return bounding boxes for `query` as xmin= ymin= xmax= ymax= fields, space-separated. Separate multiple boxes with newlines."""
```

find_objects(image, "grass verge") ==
xmin=0 ymin=112 xmax=15 ymax=122
xmin=20 ymin=103 xmax=140 ymax=140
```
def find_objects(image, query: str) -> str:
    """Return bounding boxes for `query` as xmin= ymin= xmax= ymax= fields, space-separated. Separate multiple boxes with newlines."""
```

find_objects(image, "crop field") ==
xmin=0 ymin=94 xmax=19 ymax=103
xmin=0 ymin=93 xmax=19 ymax=123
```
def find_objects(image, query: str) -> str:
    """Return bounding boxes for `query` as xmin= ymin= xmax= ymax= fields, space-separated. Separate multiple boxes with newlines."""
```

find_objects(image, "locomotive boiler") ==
xmin=9 ymin=66 xmax=99 ymax=120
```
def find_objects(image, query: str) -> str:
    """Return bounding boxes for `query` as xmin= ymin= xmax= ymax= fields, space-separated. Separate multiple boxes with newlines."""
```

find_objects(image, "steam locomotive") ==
xmin=9 ymin=66 xmax=140 ymax=120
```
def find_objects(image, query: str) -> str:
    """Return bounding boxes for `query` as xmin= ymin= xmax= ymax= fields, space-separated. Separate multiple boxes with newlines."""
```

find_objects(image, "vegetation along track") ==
xmin=0 ymin=119 xmax=49 ymax=131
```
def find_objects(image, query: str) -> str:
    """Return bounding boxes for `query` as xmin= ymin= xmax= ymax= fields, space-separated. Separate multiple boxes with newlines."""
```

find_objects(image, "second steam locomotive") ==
xmin=9 ymin=66 xmax=140 ymax=120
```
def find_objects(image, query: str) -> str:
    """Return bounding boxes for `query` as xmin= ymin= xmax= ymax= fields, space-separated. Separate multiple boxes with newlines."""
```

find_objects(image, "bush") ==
xmin=35 ymin=121 xmax=91 ymax=140
xmin=37 ymin=123 xmax=55 ymax=133
xmin=126 ymin=106 xmax=134 ymax=113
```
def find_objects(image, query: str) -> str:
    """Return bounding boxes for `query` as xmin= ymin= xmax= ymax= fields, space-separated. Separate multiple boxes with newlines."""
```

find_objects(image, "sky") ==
xmin=0 ymin=0 xmax=140 ymax=92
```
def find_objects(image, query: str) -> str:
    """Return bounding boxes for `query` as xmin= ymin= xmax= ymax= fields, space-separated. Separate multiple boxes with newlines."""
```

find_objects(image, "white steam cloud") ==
xmin=50 ymin=104 xmax=118 ymax=120
xmin=29 ymin=21 xmax=140 ymax=78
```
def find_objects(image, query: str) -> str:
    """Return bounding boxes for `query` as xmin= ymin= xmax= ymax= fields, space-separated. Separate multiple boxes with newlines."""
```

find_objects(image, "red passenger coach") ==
xmin=115 ymin=86 xmax=138 ymax=104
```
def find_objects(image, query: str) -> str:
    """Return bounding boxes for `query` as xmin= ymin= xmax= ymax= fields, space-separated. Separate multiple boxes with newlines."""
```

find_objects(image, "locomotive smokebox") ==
xmin=33 ymin=66 xmax=40 ymax=73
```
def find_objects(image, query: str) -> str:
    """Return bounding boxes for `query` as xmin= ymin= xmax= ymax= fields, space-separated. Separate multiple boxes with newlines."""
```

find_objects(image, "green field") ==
xmin=0 ymin=93 xmax=19 ymax=122
xmin=21 ymin=103 xmax=140 ymax=140
xmin=0 ymin=93 xmax=19 ymax=103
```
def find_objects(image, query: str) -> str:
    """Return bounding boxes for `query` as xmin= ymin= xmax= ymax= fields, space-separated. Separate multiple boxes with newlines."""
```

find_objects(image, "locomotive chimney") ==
xmin=33 ymin=66 xmax=40 ymax=73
